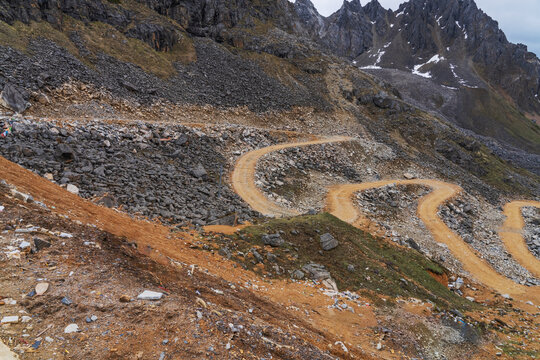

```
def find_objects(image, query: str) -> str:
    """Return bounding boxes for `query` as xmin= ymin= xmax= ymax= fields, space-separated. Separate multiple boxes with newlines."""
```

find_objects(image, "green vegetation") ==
xmin=501 ymin=341 xmax=539 ymax=359
xmin=461 ymin=87 xmax=540 ymax=153
xmin=214 ymin=213 xmax=475 ymax=310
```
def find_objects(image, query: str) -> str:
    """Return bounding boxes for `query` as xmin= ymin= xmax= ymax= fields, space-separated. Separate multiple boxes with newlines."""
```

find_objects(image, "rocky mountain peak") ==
xmin=363 ymin=0 xmax=388 ymax=21
xmin=340 ymin=0 xmax=363 ymax=13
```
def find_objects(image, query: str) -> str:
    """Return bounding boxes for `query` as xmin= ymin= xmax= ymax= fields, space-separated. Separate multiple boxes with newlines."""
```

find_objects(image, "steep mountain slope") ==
xmin=0 ymin=0 xmax=538 ymax=181
xmin=328 ymin=0 xmax=540 ymax=154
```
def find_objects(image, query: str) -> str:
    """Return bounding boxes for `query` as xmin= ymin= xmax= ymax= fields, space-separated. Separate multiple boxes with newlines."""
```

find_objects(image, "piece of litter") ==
xmin=137 ymin=290 xmax=163 ymax=300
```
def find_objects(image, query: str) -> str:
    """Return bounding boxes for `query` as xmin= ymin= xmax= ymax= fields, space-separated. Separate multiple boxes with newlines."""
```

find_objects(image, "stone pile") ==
xmin=0 ymin=118 xmax=280 ymax=225
xmin=440 ymin=197 xmax=539 ymax=286
xmin=522 ymin=207 xmax=540 ymax=259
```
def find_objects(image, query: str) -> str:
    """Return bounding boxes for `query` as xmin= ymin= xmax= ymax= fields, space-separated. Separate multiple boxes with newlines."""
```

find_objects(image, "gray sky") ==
xmin=309 ymin=0 xmax=540 ymax=56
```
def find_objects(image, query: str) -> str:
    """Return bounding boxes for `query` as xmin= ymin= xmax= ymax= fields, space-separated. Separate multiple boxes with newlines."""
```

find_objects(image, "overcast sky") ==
xmin=309 ymin=0 xmax=540 ymax=56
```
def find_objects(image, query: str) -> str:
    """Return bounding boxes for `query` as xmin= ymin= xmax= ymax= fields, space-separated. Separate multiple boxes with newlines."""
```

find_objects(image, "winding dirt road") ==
xmin=231 ymin=136 xmax=540 ymax=302
xmin=231 ymin=135 xmax=353 ymax=217
xmin=500 ymin=201 xmax=540 ymax=278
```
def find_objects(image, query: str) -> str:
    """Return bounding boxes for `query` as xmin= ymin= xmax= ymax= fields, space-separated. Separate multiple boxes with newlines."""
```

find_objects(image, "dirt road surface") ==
xmin=500 ymin=201 xmax=540 ymax=278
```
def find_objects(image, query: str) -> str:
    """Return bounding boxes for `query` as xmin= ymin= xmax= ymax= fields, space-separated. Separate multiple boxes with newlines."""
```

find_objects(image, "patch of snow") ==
xmin=396 ymin=10 xmax=405 ymax=17
xmin=427 ymin=54 xmax=445 ymax=64
xmin=436 ymin=16 xmax=443 ymax=26
xmin=374 ymin=49 xmax=385 ymax=64
xmin=360 ymin=65 xmax=382 ymax=70
xmin=371 ymin=21 xmax=376 ymax=25
xmin=442 ymin=85 xmax=458 ymax=90
xmin=383 ymin=42 xmax=391 ymax=48
xmin=412 ymin=64 xmax=432 ymax=78
xmin=410 ymin=54 xmax=443 ymax=78
xmin=464 ymin=31 xmax=468 ymax=39
xmin=455 ymin=21 xmax=461 ymax=29
xmin=449 ymin=64 xmax=479 ymax=88
xmin=390 ymin=23 xmax=395 ymax=28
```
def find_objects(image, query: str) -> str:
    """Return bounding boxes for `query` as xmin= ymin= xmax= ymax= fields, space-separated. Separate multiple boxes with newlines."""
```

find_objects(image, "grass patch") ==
xmin=210 ymin=213 xmax=474 ymax=311
xmin=501 ymin=341 xmax=539 ymax=359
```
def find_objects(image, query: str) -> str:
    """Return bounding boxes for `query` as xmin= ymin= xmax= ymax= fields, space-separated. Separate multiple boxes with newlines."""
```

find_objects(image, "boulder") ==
xmin=191 ymin=163 xmax=207 ymax=178
xmin=0 ymin=84 xmax=29 ymax=113
xmin=262 ymin=233 xmax=284 ymax=247
xmin=302 ymin=263 xmax=331 ymax=280
xmin=320 ymin=233 xmax=338 ymax=251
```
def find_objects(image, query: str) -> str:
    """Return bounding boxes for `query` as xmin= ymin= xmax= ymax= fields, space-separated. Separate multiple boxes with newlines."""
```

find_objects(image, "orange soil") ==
xmin=0 ymin=156 xmax=379 ymax=358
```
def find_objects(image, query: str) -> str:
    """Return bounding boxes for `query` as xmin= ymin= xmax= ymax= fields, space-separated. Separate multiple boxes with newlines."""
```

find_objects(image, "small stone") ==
xmin=45 ymin=337 xmax=53 ymax=343
xmin=501 ymin=294 xmax=511 ymax=300
xmin=291 ymin=270 xmax=305 ymax=280
xmin=376 ymin=342 xmax=383 ymax=350
xmin=137 ymin=290 xmax=163 ymax=300
xmin=44 ymin=173 xmax=54 ymax=181
xmin=35 ymin=282 xmax=49 ymax=296
xmin=61 ymin=297 xmax=73 ymax=306
xmin=347 ymin=264 xmax=355 ymax=272
xmin=403 ymin=172 xmax=415 ymax=180
xmin=66 ymin=184 xmax=79 ymax=195
xmin=162 ymin=339 xmax=169 ymax=345
xmin=19 ymin=241 xmax=31 ymax=250
xmin=21 ymin=316 xmax=32 ymax=323
xmin=1 ymin=316 xmax=19 ymax=324
xmin=64 ymin=323 xmax=79 ymax=333
xmin=119 ymin=295 xmax=131 ymax=303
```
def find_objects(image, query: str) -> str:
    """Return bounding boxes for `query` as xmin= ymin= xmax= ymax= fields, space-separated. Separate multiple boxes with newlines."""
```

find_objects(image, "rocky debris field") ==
xmin=0 ymin=181 xmax=343 ymax=359
xmin=255 ymin=142 xmax=368 ymax=211
xmin=0 ymin=36 xmax=326 ymax=114
xmin=0 ymin=117 xmax=295 ymax=226
xmin=354 ymin=184 xmax=464 ymax=274
xmin=439 ymin=196 xmax=539 ymax=286
xmin=522 ymin=207 xmax=540 ymax=259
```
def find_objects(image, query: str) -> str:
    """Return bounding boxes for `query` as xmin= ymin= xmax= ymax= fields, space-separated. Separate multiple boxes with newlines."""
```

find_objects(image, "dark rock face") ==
xmin=352 ymin=0 xmax=540 ymax=116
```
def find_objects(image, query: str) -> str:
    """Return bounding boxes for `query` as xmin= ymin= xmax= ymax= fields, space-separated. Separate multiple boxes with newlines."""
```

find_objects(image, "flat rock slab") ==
xmin=0 ymin=340 xmax=18 ymax=360
xmin=1 ymin=316 xmax=19 ymax=324
xmin=137 ymin=290 xmax=163 ymax=300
